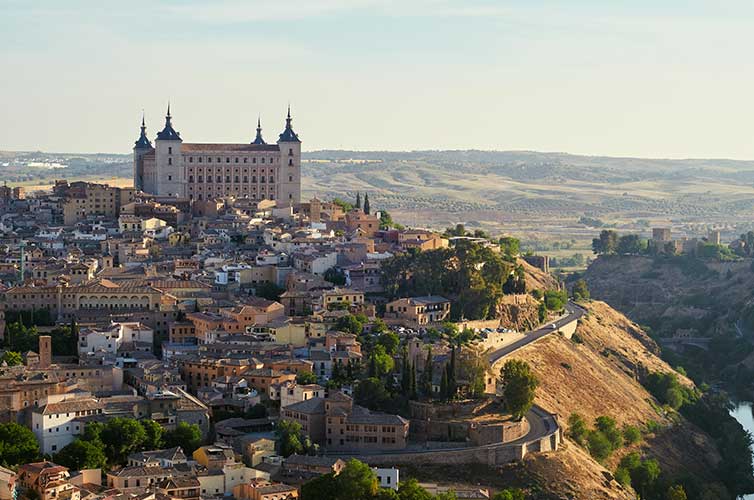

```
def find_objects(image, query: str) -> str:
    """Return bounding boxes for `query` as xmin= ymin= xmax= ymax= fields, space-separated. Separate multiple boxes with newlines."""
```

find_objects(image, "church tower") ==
xmin=133 ymin=114 xmax=153 ymax=192
xmin=277 ymin=105 xmax=302 ymax=206
xmin=154 ymin=103 xmax=184 ymax=197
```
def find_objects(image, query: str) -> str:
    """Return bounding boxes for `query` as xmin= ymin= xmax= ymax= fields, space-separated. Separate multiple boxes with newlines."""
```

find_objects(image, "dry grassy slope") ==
xmin=518 ymin=257 xmax=559 ymax=292
xmin=506 ymin=301 xmax=722 ymax=496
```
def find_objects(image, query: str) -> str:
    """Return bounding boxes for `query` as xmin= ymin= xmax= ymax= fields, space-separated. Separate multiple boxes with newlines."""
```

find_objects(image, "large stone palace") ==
xmin=133 ymin=105 xmax=302 ymax=205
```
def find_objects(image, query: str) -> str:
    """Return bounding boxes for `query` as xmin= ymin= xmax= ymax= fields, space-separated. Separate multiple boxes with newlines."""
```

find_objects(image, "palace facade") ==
xmin=134 ymin=106 xmax=302 ymax=206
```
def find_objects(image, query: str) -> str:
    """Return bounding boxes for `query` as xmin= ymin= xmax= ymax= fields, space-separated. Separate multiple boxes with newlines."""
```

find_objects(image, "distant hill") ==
xmin=5 ymin=149 xmax=754 ymax=235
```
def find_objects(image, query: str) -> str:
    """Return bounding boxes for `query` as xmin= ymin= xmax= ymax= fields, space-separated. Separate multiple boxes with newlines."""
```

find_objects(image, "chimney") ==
xmin=39 ymin=335 xmax=52 ymax=368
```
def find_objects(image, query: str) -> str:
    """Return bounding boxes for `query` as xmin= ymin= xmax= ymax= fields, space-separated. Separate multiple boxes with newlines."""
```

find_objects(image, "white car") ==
xmin=549 ymin=324 xmax=557 ymax=329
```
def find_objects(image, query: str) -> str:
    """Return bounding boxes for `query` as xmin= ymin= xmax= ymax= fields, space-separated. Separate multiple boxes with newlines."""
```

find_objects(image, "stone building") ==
xmin=134 ymin=106 xmax=302 ymax=206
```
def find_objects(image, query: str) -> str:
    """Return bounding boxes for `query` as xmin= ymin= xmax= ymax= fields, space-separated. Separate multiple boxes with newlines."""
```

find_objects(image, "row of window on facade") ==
xmin=186 ymin=156 xmax=276 ymax=164
xmin=187 ymin=175 xmax=275 ymax=184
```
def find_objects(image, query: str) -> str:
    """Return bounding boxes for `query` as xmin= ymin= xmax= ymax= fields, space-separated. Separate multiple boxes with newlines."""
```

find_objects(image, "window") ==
xmin=189 ymin=157 xmax=193 ymax=163
xmin=289 ymin=175 xmax=293 ymax=182
xmin=261 ymin=157 xmax=265 ymax=164
xmin=168 ymin=175 xmax=172 ymax=181
xmin=168 ymin=157 xmax=172 ymax=165
xmin=288 ymin=158 xmax=293 ymax=166
xmin=235 ymin=157 xmax=239 ymax=163
xmin=168 ymin=147 xmax=172 ymax=154
xmin=199 ymin=157 xmax=203 ymax=163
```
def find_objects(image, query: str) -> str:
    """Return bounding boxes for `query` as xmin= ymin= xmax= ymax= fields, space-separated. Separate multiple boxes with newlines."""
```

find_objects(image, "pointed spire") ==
xmin=278 ymin=104 xmax=300 ymax=143
xmin=157 ymin=101 xmax=181 ymax=141
xmin=252 ymin=115 xmax=266 ymax=145
xmin=134 ymin=112 xmax=152 ymax=150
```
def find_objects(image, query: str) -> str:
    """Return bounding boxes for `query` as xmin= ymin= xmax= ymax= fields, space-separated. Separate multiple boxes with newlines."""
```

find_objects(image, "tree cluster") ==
xmin=276 ymin=420 xmax=318 ymax=457
xmin=381 ymin=240 xmax=522 ymax=320
xmin=301 ymin=459 xmax=475 ymax=500
xmin=567 ymin=414 xmax=642 ymax=463
xmin=54 ymin=418 xmax=202 ymax=470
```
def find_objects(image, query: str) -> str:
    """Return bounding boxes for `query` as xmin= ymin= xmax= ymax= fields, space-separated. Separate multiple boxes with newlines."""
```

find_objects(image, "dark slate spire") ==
xmin=156 ymin=102 xmax=181 ymax=141
xmin=252 ymin=116 xmax=266 ymax=145
xmin=278 ymin=104 xmax=300 ymax=143
xmin=134 ymin=112 xmax=153 ymax=150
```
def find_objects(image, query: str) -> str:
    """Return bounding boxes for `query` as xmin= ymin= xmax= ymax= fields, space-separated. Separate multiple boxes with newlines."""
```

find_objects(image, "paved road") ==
xmin=488 ymin=301 xmax=585 ymax=368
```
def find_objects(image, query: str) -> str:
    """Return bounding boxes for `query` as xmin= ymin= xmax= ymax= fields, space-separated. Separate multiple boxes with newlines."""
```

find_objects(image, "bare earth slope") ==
xmin=507 ymin=302 xmax=723 ymax=498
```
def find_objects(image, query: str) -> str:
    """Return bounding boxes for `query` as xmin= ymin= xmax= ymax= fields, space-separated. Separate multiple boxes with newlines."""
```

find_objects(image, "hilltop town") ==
xmin=0 ymin=110 xmax=588 ymax=500
xmin=0 ymin=113 xmax=747 ymax=500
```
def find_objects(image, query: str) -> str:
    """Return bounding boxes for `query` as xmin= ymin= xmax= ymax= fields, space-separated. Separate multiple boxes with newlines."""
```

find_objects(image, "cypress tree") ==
xmin=363 ymin=193 xmax=370 ymax=215
xmin=355 ymin=192 xmax=361 ymax=209
xmin=448 ymin=346 xmax=457 ymax=399
xmin=410 ymin=359 xmax=418 ymax=400
xmin=401 ymin=346 xmax=410 ymax=393
xmin=346 ymin=359 xmax=354 ymax=380
xmin=440 ymin=366 xmax=449 ymax=400
xmin=332 ymin=360 xmax=342 ymax=382
xmin=368 ymin=353 xmax=377 ymax=378
xmin=70 ymin=316 xmax=79 ymax=356
xmin=422 ymin=346 xmax=433 ymax=397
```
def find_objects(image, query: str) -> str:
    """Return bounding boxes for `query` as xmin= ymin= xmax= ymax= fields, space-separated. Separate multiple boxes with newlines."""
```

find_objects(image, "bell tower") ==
xmin=277 ymin=105 xmax=302 ymax=207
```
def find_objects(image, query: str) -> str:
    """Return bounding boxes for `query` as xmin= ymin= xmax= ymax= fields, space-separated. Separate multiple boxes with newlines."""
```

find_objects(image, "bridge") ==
xmin=658 ymin=337 xmax=711 ymax=351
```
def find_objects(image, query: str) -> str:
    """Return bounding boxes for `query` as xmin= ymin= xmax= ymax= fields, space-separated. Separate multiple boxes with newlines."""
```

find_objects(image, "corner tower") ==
xmin=154 ymin=103 xmax=184 ymax=197
xmin=277 ymin=105 xmax=302 ymax=206
xmin=133 ymin=114 xmax=153 ymax=192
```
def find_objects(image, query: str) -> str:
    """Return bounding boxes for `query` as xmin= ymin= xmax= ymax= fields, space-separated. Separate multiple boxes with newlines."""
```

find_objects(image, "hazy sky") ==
xmin=2 ymin=0 xmax=754 ymax=158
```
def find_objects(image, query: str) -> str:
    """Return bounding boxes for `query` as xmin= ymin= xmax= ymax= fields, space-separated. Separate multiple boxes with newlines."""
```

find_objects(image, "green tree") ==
xmin=400 ymin=347 xmax=411 ymax=394
xmin=421 ymin=347 xmax=433 ymax=397
xmin=614 ymin=467 xmax=631 ymax=487
xmin=592 ymin=229 xmax=618 ymax=255
xmin=301 ymin=473 xmax=337 ymax=500
xmin=617 ymin=234 xmax=645 ymax=255
xmin=630 ymin=459 xmax=661 ymax=499
xmin=0 ymin=422 xmax=39 ymax=467
xmin=397 ymin=478 xmax=433 ymax=500
xmin=666 ymin=485 xmax=688 ymax=500
xmin=377 ymin=332 xmax=400 ymax=356
xmin=324 ymin=267 xmax=347 ymax=286
xmin=0 ymin=351 xmax=22 ymax=366
xmin=500 ymin=360 xmax=538 ymax=420
xmin=354 ymin=377 xmax=390 ymax=410
xmin=363 ymin=193 xmax=371 ymax=215
xmin=140 ymin=420 xmax=165 ymax=450
xmin=335 ymin=459 xmax=378 ymax=499
xmin=568 ymin=413 xmax=589 ymax=445
xmin=595 ymin=416 xmax=623 ymax=450
xmin=492 ymin=489 xmax=525 ymax=500
xmin=587 ymin=430 xmax=613 ymax=463
xmin=296 ymin=371 xmax=318 ymax=385
xmin=544 ymin=290 xmax=568 ymax=311
xmin=572 ymin=279 xmax=590 ymax=301
xmin=100 ymin=417 xmax=147 ymax=464
xmin=379 ymin=210 xmax=395 ymax=229
xmin=164 ymin=422 xmax=202 ymax=455
xmin=336 ymin=315 xmax=364 ymax=335
xmin=498 ymin=237 xmax=520 ymax=258
xmin=54 ymin=440 xmax=106 ymax=470
xmin=370 ymin=345 xmax=395 ymax=377
xmin=622 ymin=424 xmax=642 ymax=446
xmin=255 ymin=281 xmax=284 ymax=302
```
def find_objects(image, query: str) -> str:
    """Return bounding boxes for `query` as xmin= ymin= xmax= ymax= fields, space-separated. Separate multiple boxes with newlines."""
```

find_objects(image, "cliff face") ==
xmin=583 ymin=254 xmax=754 ymax=337
xmin=506 ymin=301 xmax=724 ymax=498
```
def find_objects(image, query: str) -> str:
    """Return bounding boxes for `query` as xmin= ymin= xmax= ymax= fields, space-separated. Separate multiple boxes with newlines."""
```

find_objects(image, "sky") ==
xmin=2 ymin=0 xmax=754 ymax=159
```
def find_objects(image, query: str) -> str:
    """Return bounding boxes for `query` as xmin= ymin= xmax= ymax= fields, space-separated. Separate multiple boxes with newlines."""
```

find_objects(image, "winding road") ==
xmin=488 ymin=300 xmax=586 ymax=369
